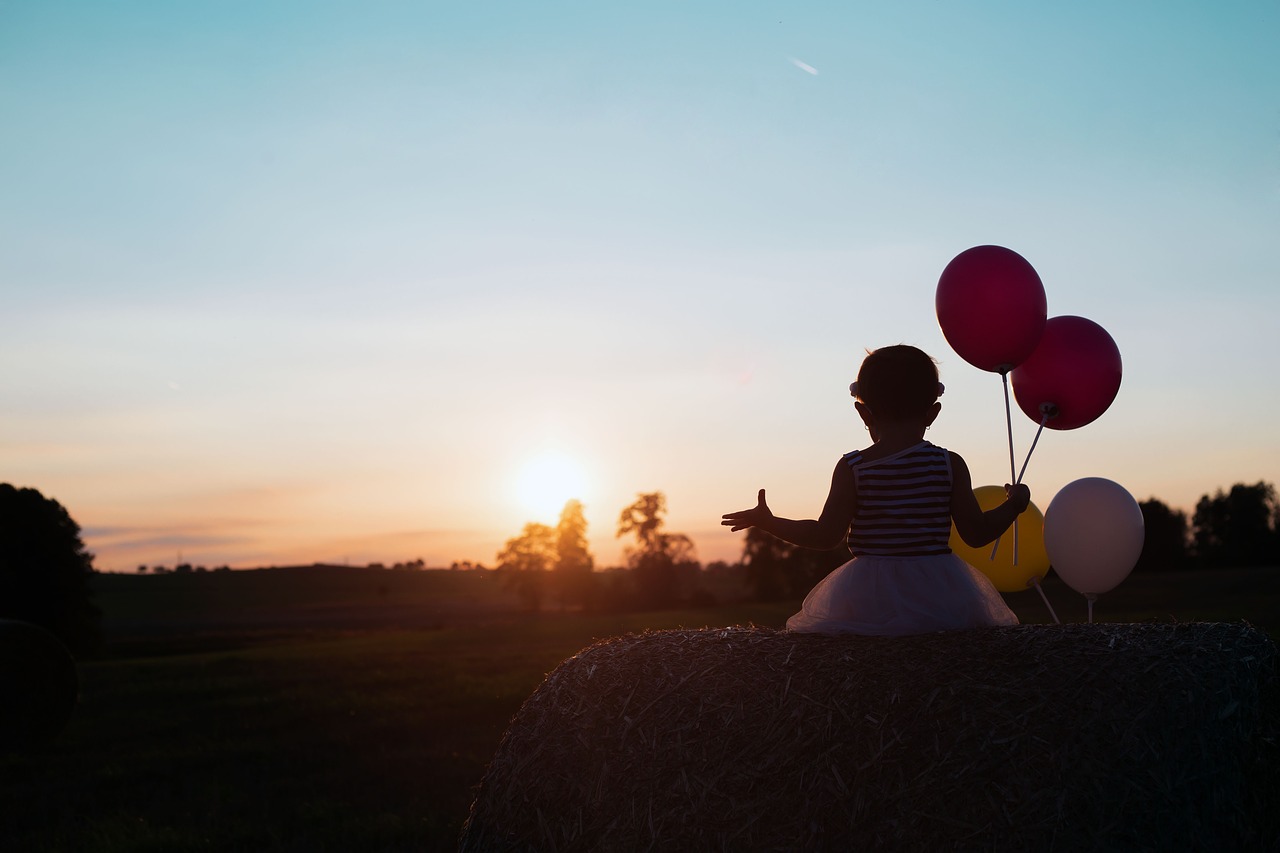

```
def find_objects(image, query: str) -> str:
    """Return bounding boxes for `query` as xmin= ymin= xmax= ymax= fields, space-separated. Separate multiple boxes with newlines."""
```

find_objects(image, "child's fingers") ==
xmin=721 ymin=490 xmax=768 ymax=531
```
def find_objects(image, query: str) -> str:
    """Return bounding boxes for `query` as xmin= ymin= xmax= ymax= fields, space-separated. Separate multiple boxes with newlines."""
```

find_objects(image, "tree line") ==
xmin=1 ymin=480 xmax=1277 ymax=656
xmin=492 ymin=481 xmax=1280 ymax=613
xmin=494 ymin=493 xmax=707 ymax=613
xmin=1137 ymin=482 xmax=1280 ymax=572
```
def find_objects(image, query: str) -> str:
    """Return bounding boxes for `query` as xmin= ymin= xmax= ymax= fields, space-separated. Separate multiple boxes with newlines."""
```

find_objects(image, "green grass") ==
xmin=1003 ymin=567 xmax=1280 ymax=635
xmin=4 ymin=568 xmax=1277 ymax=851
xmin=1 ymin=603 xmax=793 ymax=852
xmin=90 ymin=565 xmax=518 ymax=620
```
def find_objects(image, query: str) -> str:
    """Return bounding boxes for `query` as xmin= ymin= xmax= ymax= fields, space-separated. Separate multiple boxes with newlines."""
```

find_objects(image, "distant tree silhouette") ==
xmin=739 ymin=527 xmax=848 ymax=601
xmin=496 ymin=522 xmax=557 ymax=610
xmin=617 ymin=493 xmax=666 ymax=554
xmin=1135 ymin=499 xmax=1190 ymax=571
xmin=0 ymin=484 xmax=101 ymax=656
xmin=553 ymin=500 xmax=595 ymax=609
xmin=616 ymin=492 xmax=699 ymax=610
xmin=1192 ymin=482 xmax=1279 ymax=567
xmin=742 ymin=527 xmax=796 ymax=600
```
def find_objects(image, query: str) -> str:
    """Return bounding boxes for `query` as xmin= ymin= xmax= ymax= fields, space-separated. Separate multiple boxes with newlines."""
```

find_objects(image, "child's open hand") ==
xmin=721 ymin=489 xmax=773 ymax=532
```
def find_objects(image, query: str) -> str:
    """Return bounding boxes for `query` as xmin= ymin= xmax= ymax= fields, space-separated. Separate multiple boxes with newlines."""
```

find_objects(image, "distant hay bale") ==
xmin=459 ymin=623 xmax=1278 ymax=851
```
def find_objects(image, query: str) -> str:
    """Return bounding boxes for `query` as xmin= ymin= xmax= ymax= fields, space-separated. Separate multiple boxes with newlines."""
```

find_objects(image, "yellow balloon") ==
xmin=949 ymin=485 xmax=1050 ymax=592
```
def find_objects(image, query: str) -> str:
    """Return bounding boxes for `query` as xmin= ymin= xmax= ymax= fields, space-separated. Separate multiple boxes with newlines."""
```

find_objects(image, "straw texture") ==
xmin=460 ymin=622 xmax=1278 ymax=851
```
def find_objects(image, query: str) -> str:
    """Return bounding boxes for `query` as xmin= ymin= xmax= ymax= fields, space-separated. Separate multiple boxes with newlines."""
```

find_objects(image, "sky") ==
xmin=2 ymin=1 xmax=1278 ymax=573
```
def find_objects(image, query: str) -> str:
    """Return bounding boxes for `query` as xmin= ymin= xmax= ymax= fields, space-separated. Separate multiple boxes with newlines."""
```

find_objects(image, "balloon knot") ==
xmin=1039 ymin=402 xmax=1060 ymax=419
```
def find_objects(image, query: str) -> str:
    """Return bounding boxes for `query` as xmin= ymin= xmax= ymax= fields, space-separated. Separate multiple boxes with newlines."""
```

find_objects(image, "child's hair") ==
xmin=855 ymin=345 xmax=941 ymax=421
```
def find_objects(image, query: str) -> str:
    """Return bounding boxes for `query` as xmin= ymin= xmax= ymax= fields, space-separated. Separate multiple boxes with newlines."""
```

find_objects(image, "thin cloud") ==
xmin=788 ymin=57 xmax=819 ymax=75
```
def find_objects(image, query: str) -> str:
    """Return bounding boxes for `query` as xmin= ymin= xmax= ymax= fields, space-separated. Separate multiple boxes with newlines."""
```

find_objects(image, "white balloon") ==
xmin=1043 ymin=477 xmax=1144 ymax=596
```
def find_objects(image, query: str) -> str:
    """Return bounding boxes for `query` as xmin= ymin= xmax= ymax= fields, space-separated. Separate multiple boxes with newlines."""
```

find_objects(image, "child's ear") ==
xmin=926 ymin=401 xmax=942 ymax=426
xmin=855 ymin=401 xmax=874 ymax=427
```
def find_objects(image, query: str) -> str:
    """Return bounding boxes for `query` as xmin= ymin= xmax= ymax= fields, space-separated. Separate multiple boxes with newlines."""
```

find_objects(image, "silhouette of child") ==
xmin=722 ymin=344 xmax=1027 ymax=635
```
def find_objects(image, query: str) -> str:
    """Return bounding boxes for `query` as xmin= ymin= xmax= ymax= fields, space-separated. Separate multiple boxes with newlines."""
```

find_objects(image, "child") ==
xmin=722 ymin=344 xmax=1027 ymax=636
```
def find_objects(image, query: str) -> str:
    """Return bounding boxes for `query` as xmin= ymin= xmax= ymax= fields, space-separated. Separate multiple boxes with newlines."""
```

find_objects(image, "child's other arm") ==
xmin=721 ymin=461 xmax=856 ymax=550
xmin=949 ymin=452 xmax=1031 ymax=547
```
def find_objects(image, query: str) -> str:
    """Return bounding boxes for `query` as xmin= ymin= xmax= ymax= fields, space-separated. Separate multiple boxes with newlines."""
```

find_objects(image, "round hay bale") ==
xmin=0 ymin=619 xmax=80 ymax=750
xmin=460 ymin=622 xmax=1278 ymax=851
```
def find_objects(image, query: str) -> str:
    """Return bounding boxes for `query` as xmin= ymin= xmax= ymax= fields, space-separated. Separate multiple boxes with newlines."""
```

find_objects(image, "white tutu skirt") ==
xmin=786 ymin=553 xmax=1019 ymax=637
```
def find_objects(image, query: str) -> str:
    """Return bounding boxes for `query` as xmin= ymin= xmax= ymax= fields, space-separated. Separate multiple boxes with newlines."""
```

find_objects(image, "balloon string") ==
xmin=1001 ymin=370 xmax=1017 ymax=484
xmin=991 ymin=370 xmax=1020 ymax=565
xmin=1031 ymin=577 xmax=1060 ymax=624
xmin=990 ymin=517 xmax=1020 ymax=565
xmin=989 ymin=409 xmax=1052 ymax=563
xmin=1086 ymin=593 xmax=1096 ymax=624
xmin=1016 ymin=411 xmax=1050 ymax=485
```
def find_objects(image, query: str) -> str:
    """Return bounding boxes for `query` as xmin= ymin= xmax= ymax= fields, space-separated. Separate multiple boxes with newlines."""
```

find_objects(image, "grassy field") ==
xmin=2 ymin=566 xmax=1277 ymax=851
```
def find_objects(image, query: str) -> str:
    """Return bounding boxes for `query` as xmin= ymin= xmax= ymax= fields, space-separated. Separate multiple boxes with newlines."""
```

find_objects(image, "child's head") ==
xmin=853 ymin=345 xmax=942 ymax=422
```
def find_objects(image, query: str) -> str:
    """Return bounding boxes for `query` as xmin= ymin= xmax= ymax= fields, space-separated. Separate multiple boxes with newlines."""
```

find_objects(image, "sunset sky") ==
xmin=3 ymin=1 xmax=1277 ymax=573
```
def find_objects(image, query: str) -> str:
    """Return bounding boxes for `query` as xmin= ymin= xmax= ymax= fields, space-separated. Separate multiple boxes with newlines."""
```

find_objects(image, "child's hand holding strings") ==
xmin=1005 ymin=483 xmax=1031 ymax=513
xmin=721 ymin=489 xmax=774 ymax=532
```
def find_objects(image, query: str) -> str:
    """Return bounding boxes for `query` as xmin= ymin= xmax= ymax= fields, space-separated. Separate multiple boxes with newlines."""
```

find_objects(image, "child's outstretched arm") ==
xmin=949 ymin=451 xmax=1031 ymax=547
xmin=721 ymin=461 xmax=857 ymax=550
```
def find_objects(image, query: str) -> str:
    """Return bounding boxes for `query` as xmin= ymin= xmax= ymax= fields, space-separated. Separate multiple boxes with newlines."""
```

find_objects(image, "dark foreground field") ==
xmin=2 ymin=566 xmax=1277 ymax=851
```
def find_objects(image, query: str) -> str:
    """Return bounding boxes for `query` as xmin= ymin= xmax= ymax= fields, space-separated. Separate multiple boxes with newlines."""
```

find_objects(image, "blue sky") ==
xmin=2 ymin=1 xmax=1277 ymax=571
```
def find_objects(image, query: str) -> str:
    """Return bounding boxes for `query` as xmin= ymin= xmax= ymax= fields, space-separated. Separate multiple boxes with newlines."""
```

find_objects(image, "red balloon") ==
xmin=1011 ymin=316 xmax=1122 ymax=430
xmin=935 ymin=245 xmax=1047 ymax=373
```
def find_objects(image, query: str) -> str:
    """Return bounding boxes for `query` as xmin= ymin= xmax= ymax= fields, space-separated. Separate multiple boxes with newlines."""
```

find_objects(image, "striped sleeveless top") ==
xmin=843 ymin=441 xmax=954 ymax=557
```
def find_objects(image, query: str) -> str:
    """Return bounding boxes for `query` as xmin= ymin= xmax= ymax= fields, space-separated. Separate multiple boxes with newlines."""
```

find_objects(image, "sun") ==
xmin=513 ymin=451 xmax=588 ymax=521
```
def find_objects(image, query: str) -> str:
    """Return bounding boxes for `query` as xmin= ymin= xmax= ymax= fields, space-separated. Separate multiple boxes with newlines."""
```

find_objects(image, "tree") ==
xmin=495 ymin=522 xmax=557 ymax=611
xmin=616 ymin=492 xmax=699 ymax=610
xmin=0 ymin=484 xmax=101 ymax=656
xmin=553 ymin=500 xmax=595 ymax=609
xmin=740 ymin=527 xmax=847 ymax=600
xmin=617 ymin=492 xmax=666 ymax=554
xmin=1192 ymin=482 xmax=1279 ymax=567
xmin=1135 ymin=498 xmax=1190 ymax=572
xmin=742 ymin=527 xmax=796 ymax=601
